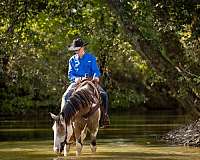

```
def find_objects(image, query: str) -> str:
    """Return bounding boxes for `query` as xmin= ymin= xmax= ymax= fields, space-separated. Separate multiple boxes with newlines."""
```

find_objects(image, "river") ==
xmin=0 ymin=111 xmax=200 ymax=160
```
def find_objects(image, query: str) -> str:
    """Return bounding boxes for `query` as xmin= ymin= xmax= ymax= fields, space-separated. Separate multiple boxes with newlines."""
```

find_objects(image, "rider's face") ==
xmin=75 ymin=47 xmax=84 ymax=57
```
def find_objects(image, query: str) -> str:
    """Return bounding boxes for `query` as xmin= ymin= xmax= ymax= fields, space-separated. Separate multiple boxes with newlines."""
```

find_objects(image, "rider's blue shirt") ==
xmin=68 ymin=52 xmax=101 ymax=82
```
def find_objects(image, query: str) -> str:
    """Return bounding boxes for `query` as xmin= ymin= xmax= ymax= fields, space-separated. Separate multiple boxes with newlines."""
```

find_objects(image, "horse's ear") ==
xmin=49 ymin=112 xmax=59 ymax=121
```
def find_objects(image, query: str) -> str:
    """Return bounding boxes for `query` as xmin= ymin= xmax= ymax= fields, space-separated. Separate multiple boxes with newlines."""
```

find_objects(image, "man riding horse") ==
xmin=61 ymin=38 xmax=110 ymax=128
xmin=51 ymin=80 xmax=102 ymax=156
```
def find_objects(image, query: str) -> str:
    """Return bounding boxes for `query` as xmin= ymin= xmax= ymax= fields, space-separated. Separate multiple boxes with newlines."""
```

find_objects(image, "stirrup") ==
xmin=100 ymin=114 xmax=110 ymax=128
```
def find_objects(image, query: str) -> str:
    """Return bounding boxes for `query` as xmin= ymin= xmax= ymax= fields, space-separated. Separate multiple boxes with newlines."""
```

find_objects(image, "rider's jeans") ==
xmin=61 ymin=83 xmax=76 ymax=110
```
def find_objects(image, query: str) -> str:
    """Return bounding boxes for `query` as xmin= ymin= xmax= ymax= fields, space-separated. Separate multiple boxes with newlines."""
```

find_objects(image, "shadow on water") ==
xmin=1 ymin=110 xmax=200 ymax=160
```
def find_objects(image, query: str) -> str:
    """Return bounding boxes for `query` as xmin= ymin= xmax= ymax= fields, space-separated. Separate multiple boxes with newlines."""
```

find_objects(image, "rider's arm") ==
xmin=68 ymin=59 xmax=77 ymax=82
xmin=91 ymin=56 xmax=101 ymax=82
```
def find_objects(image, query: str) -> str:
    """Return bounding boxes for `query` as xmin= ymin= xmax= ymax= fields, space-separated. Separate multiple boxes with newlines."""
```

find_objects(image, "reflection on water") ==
xmin=0 ymin=111 xmax=200 ymax=160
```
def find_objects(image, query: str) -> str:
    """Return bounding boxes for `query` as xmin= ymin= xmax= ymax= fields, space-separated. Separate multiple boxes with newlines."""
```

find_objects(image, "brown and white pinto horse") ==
xmin=50 ymin=80 xmax=101 ymax=157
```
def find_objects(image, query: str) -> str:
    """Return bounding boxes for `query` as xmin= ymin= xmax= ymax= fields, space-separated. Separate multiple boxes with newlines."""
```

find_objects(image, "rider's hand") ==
xmin=93 ymin=77 xmax=99 ymax=83
xmin=75 ymin=77 xmax=81 ymax=83
xmin=82 ymin=77 xmax=87 ymax=81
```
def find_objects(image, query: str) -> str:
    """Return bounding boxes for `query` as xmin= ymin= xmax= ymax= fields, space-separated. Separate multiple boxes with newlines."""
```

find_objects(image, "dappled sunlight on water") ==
xmin=1 ymin=140 xmax=200 ymax=160
xmin=0 ymin=112 xmax=200 ymax=160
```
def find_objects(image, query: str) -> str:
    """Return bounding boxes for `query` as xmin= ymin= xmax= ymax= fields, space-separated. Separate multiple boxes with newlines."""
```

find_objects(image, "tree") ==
xmin=107 ymin=0 xmax=200 ymax=116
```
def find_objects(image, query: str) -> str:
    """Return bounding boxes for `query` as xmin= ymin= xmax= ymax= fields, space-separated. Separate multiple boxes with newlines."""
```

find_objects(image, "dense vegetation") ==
xmin=0 ymin=0 xmax=199 ymax=116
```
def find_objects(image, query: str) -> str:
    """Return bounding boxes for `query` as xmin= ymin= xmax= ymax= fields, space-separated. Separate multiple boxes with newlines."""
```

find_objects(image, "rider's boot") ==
xmin=102 ymin=113 xmax=110 ymax=128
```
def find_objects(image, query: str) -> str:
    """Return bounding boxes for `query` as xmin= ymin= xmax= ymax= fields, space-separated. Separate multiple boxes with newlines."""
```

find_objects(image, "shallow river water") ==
xmin=0 ymin=111 xmax=200 ymax=160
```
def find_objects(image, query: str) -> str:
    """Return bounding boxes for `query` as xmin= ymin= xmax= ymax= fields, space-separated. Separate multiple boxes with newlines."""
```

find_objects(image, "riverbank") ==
xmin=162 ymin=118 xmax=200 ymax=147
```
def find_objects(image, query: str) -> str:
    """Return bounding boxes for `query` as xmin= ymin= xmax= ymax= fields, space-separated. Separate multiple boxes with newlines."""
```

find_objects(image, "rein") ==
xmin=82 ymin=103 xmax=100 ymax=119
xmin=61 ymin=120 xmax=75 ymax=149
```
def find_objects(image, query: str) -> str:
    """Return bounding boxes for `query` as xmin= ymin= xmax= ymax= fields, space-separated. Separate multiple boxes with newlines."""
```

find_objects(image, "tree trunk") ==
xmin=107 ymin=0 xmax=200 ymax=117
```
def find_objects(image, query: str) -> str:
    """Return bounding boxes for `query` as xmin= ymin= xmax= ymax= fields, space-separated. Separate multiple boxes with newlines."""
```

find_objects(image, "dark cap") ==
xmin=68 ymin=38 xmax=88 ymax=51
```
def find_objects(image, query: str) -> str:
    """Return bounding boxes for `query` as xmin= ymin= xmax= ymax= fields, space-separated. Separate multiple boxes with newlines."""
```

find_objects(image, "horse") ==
xmin=50 ymin=80 xmax=101 ymax=157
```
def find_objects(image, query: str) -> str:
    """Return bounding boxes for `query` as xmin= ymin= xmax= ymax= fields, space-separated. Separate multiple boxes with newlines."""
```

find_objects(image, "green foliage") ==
xmin=110 ymin=87 xmax=145 ymax=109
xmin=0 ymin=0 xmax=199 ymax=114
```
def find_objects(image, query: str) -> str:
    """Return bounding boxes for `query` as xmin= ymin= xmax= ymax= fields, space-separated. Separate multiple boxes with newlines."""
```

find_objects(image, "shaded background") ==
xmin=0 ymin=0 xmax=199 ymax=118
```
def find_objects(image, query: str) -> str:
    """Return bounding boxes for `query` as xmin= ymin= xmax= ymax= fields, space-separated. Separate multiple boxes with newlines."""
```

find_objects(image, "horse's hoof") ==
xmin=64 ymin=144 xmax=70 ymax=157
xmin=90 ymin=144 xmax=96 ymax=153
xmin=76 ymin=151 xmax=81 ymax=157
xmin=64 ymin=152 xmax=67 ymax=157
xmin=76 ymin=143 xmax=82 ymax=156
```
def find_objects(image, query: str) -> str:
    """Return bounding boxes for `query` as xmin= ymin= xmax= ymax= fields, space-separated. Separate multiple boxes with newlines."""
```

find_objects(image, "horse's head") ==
xmin=50 ymin=112 xmax=73 ymax=154
xmin=50 ymin=112 xmax=66 ymax=153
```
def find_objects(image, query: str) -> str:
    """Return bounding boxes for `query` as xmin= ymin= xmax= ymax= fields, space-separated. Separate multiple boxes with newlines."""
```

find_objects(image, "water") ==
xmin=0 ymin=111 xmax=200 ymax=160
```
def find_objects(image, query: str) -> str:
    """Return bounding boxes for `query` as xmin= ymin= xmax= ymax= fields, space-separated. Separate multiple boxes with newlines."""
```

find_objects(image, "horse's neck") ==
xmin=63 ymin=81 xmax=100 ymax=122
xmin=77 ymin=80 xmax=100 ymax=99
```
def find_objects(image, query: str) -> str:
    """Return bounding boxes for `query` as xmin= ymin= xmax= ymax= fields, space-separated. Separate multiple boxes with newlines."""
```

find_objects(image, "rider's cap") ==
xmin=68 ymin=38 xmax=88 ymax=51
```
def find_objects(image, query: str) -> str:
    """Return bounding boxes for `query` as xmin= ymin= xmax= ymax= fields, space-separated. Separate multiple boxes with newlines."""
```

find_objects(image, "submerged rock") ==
xmin=162 ymin=119 xmax=200 ymax=147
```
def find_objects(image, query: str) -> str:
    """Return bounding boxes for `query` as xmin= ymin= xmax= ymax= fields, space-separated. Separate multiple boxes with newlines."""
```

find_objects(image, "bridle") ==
xmin=59 ymin=119 xmax=75 ymax=152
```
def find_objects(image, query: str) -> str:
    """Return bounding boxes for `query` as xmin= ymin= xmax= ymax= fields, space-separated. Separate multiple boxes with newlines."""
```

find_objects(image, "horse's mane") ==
xmin=61 ymin=81 xmax=99 ymax=125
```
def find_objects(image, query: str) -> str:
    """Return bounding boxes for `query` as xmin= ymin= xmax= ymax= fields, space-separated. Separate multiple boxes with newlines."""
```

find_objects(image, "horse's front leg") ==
xmin=90 ymin=128 xmax=98 ymax=153
xmin=89 ymin=109 xmax=100 ymax=153
xmin=76 ymin=137 xmax=83 ymax=157
xmin=75 ymin=123 xmax=88 ymax=157
xmin=64 ymin=123 xmax=73 ymax=157
xmin=64 ymin=143 xmax=70 ymax=156
xmin=74 ymin=125 xmax=85 ymax=157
